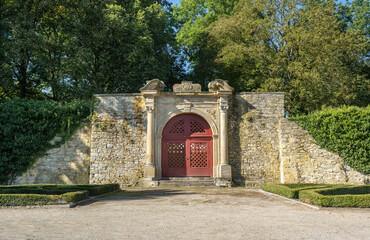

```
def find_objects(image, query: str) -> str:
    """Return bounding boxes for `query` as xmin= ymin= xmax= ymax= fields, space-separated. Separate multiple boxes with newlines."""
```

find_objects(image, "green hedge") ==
xmin=0 ymin=184 xmax=120 ymax=196
xmin=261 ymin=183 xmax=337 ymax=198
xmin=61 ymin=191 xmax=89 ymax=203
xmin=0 ymin=184 xmax=119 ymax=206
xmin=319 ymin=185 xmax=369 ymax=195
xmin=290 ymin=106 xmax=370 ymax=175
xmin=0 ymin=99 xmax=91 ymax=184
xmin=0 ymin=194 xmax=61 ymax=206
xmin=299 ymin=186 xmax=370 ymax=207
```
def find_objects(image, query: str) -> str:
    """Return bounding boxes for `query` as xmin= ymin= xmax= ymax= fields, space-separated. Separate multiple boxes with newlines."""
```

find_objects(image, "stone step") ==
xmin=158 ymin=177 xmax=216 ymax=187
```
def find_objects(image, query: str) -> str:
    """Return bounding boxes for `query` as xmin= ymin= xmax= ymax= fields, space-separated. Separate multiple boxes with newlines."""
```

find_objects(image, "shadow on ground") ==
xmin=77 ymin=189 xmax=195 ymax=206
xmin=77 ymin=188 xmax=274 ymax=207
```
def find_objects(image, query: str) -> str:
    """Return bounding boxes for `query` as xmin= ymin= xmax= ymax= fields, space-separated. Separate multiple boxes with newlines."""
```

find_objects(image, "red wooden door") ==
xmin=162 ymin=114 xmax=213 ymax=177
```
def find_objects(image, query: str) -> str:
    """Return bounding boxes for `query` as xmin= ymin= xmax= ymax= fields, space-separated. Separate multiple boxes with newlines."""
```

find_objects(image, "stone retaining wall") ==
xmin=14 ymin=126 xmax=91 ymax=185
xmin=279 ymin=119 xmax=369 ymax=184
xmin=89 ymin=94 xmax=146 ymax=186
xmin=15 ymin=92 xmax=368 ymax=186
xmin=229 ymin=93 xmax=284 ymax=185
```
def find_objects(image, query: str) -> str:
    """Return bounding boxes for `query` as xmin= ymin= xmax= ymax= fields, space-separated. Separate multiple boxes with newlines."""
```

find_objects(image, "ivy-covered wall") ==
xmin=0 ymin=99 xmax=91 ymax=185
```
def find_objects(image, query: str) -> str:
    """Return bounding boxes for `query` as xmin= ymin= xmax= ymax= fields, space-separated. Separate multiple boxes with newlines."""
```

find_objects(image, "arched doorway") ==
xmin=162 ymin=114 xmax=213 ymax=177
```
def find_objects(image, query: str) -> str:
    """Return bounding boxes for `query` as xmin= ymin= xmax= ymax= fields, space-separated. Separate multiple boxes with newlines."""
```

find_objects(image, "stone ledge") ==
xmin=94 ymin=93 xmax=142 ymax=97
xmin=236 ymin=92 xmax=284 ymax=95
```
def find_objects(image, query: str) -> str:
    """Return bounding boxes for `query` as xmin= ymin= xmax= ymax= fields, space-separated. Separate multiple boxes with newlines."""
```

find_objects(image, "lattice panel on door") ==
xmin=190 ymin=142 xmax=208 ymax=168
xmin=190 ymin=120 xmax=205 ymax=133
xmin=167 ymin=142 xmax=185 ymax=168
xmin=169 ymin=120 xmax=185 ymax=134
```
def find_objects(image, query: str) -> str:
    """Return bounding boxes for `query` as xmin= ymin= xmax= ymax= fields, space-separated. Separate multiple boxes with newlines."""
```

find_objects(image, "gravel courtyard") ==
xmin=1 ymin=188 xmax=369 ymax=240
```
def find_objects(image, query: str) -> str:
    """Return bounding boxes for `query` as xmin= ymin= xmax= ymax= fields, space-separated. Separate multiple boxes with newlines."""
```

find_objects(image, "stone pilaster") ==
xmin=219 ymin=96 xmax=232 ymax=180
xmin=144 ymin=101 xmax=155 ymax=178
xmin=140 ymin=79 xmax=165 ymax=180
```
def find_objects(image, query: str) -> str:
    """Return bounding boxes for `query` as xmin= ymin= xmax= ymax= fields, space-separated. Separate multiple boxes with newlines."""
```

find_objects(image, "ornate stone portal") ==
xmin=140 ymin=79 xmax=233 ymax=186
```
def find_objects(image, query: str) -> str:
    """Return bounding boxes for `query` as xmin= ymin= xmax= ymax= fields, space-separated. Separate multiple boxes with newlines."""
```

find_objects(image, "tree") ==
xmin=0 ymin=0 xmax=41 ymax=99
xmin=0 ymin=0 xmax=75 ymax=100
xmin=0 ymin=0 xmax=181 ymax=101
xmin=342 ymin=0 xmax=370 ymax=37
xmin=173 ymin=0 xmax=238 ymax=86
xmin=207 ymin=0 xmax=369 ymax=115
xmin=64 ymin=0 xmax=181 ymax=98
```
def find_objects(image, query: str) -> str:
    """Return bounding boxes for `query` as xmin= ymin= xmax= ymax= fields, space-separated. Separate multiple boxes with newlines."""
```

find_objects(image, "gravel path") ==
xmin=1 ymin=188 xmax=369 ymax=240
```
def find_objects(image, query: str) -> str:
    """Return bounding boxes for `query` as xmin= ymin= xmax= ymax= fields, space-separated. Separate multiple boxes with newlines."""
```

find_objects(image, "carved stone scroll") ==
xmin=140 ymin=79 xmax=165 ymax=92
xmin=173 ymin=81 xmax=202 ymax=93
xmin=208 ymin=79 xmax=234 ymax=93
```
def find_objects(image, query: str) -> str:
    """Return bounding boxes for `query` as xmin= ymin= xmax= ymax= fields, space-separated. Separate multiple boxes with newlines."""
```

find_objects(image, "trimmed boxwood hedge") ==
xmin=261 ymin=183 xmax=336 ymax=198
xmin=299 ymin=186 xmax=370 ymax=207
xmin=0 ymin=194 xmax=61 ymax=206
xmin=61 ymin=191 xmax=90 ymax=203
xmin=0 ymin=183 xmax=120 ymax=206
xmin=0 ymin=183 xmax=120 ymax=196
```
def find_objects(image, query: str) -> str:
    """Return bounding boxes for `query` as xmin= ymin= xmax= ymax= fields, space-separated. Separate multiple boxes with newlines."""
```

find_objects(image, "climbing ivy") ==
xmin=290 ymin=106 xmax=370 ymax=175
xmin=0 ymin=99 xmax=91 ymax=184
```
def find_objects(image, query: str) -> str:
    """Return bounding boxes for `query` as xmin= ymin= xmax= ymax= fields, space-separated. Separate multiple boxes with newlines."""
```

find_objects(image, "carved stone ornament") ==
xmin=208 ymin=79 xmax=234 ymax=92
xmin=146 ymin=106 xmax=154 ymax=113
xmin=140 ymin=79 xmax=165 ymax=92
xmin=173 ymin=81 xmax=202 ymax=93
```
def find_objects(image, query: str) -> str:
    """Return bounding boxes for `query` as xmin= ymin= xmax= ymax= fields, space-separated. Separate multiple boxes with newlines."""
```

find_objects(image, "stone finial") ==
xmin=140 ymin=79 xmax=165 ymax=92
xmin=173 ymin=81 xmax=202 ymax=93
xmin=208 ymin=79 xmax=234 ymax=93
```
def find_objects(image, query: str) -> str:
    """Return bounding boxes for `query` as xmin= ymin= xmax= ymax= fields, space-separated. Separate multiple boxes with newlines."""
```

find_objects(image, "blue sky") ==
xmin=170 ymin=0 xmax=181 ymax=6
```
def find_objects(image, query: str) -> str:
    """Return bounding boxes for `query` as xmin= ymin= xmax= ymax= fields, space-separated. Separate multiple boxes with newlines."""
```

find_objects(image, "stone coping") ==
xmin=93 ymin=92 xmax=284 ymax=97
xmin=236 ymin=92 xmax=284 ymax=95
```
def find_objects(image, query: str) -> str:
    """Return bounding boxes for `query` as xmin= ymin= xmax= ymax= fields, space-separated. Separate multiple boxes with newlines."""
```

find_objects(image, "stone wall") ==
xmin=228 ymin=92 xmax=368 ymax=186
xmin=14 ymin=125 xmax=91 ymax=185
xmin=279 ymin=119 xmax=369 ymax=184
xmin=229 ymin=93 xmax=285 ymax=186
xmin=15 ymin=91 xmax=368 ymax=186
xmin=90 ymin=94 xmax=146 ymax=187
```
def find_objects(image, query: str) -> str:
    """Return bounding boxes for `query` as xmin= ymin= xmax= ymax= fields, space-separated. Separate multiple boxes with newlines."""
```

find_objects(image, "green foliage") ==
xmin=262 ymin=184 xmax=370 ymax=207
xmin=0 ymin=99 xmax=91 ymax=184
xmin=290 ymin=106 xmax=370 ymax=175
xmin=0 ymin=194 xmax=60 ymax=206
xmin=173 ymin=0 xmax=238 ymax=85
xmin=0 ymin=184 xmax=120 ymax=196
xmin=61 ymin=190 xmax=89 ymax=203
xmin=174 ymin=0 xmax=369 ymax=115
xmin=208 ymin=0 xmax=369 ymax=114
xmin=341 ymin=0 xmax=370 ymax=37
xmin=79 ymin=184 xmax=120 ymax=196
xmin=299 ymin=186 xmax=370 ymax=207
xmin=319 ymin=185 xmax=369 ymax=195
xmin=261 ymin=183 xmax=335 ymax=198
xmin=0 ymin=0 xmax=181 ymax=101
xmin=0 ymin=184 xmax=119 ymax=206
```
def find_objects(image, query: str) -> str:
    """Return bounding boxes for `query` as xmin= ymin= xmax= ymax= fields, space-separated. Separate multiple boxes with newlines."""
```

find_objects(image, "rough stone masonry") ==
xmin=15 ymin=80 xmax=369 ymax=186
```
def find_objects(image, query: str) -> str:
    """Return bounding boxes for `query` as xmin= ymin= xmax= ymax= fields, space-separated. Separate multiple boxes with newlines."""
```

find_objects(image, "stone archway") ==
xmin=162 ymin=113 xmax=213 ymax=177
xmin=140 ymin=79 xmax=234 ymax=186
